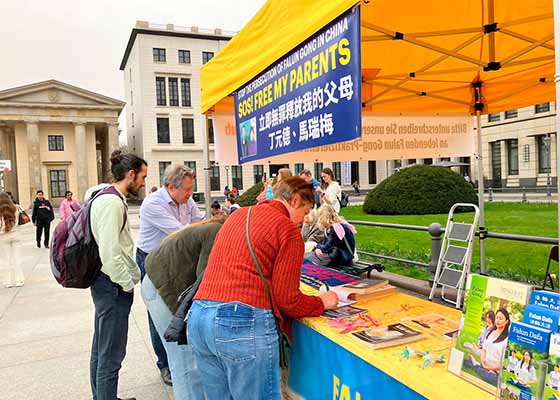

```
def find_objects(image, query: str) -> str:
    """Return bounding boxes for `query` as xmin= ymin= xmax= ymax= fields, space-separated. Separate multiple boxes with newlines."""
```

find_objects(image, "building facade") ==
xmin=474 ymin=103 xmax=557 ymax=190
xmin=0 ymin=80 xmax=123 ymax=207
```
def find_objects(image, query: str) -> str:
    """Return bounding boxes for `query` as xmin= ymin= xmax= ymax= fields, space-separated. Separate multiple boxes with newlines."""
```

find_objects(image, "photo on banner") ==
xmin=234 ymin=6 xmax=362 ymax=164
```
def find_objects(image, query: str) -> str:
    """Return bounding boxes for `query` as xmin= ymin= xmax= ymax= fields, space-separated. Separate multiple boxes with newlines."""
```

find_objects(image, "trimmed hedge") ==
xmin=237 ymin=182 xmax=264 ymax=207
xmin=363 ymin=165 xmax=478 ymax=215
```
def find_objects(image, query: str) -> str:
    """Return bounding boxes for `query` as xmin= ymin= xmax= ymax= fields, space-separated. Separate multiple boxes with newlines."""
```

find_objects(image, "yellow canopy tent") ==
xmin=200 ymin=0 xmax=560 ymax=271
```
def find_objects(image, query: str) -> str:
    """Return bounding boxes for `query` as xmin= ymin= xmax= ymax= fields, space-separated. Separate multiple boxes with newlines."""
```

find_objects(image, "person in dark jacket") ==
xmin=31 ymin=190 xmax=54 ymax=248
xmin=141 ymin=214 xmax=227 ymax=400
xmin=304 ymin=205 xmax=356 ymax=267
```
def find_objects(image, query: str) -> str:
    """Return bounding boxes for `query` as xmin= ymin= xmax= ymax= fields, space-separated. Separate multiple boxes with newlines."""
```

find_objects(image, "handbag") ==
xmin=245 ymin=207 xmax=291 ymax=369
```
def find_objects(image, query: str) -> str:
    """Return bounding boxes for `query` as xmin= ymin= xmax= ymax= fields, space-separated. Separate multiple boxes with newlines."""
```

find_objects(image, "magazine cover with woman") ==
xmin=448 ymin=274 xmax=532 ymax=394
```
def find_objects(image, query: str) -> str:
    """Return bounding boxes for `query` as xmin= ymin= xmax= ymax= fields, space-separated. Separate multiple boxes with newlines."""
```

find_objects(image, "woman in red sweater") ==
xmin=187 ymin=176 xmax=339 ymax=400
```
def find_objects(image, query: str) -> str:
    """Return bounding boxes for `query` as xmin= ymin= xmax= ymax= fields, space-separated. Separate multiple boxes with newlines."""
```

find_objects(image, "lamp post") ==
xmin=225 ymin=166 xmax=230 ymax=191
xmin=544 ymin=134 xmax=552 ymax=197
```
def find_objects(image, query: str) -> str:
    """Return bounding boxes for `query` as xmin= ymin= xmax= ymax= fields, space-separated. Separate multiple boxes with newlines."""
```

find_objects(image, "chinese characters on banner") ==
xmin=234 ymin=7 xmax=361 ymax=164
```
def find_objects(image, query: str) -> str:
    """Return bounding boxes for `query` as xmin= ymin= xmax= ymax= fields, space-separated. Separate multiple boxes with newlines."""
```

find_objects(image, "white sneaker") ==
xmin=3 ymin=283 xmax=13 ymax=288
xmin=15 ymin=282 xmax=24 ymax=287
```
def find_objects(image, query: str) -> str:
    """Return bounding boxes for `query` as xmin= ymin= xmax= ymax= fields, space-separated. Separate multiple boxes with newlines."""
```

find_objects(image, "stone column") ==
xmin=26 ymin=121 xmax=42 ymax=200
xmin=74 ymin=123 xmax=89 ymax=201
xmin=105 ymin=122 xmax=120 ymax=181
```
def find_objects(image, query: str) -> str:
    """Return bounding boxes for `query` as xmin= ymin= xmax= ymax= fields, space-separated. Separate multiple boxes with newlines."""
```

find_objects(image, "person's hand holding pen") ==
xmin=319 ymin=282 xmax=339 ymax=309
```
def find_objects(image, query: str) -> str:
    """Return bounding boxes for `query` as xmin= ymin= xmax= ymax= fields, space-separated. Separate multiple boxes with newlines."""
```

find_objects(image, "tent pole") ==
xmin=476 ymin=110 xmax=486 ymax=274
xmin=203 ymin=112 xmax=212 ymax=216
xmin=554 ymin=0 xmax=560 ymax=278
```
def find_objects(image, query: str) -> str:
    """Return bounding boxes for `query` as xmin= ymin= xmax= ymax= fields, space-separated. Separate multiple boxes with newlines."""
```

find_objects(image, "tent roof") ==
xmin=201 ymin=0 xmax=555 ymax=115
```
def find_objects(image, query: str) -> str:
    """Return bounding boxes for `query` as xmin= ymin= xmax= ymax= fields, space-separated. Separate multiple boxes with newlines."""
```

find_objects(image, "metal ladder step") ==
xmin=438 ymin=267 xmax=463 ymax=288
xmin=448 ymin=223 xmax=472 ymax=241
xmin=442 ymin=245 xmax=468 ymax=265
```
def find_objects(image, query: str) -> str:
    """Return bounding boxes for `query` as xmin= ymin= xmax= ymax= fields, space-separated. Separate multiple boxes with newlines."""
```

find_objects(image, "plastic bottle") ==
xmin=265 ymin=185 xmax=273 ymax=200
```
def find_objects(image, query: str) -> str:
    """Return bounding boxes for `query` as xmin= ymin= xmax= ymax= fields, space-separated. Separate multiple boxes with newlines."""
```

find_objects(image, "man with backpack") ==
xmin=89 ymin=150 xmax=147 ymax=400
xmin=32 ymin=190 xmax=55 ymax=248
xmin=136 ymin=164 xmax=204 ymax=386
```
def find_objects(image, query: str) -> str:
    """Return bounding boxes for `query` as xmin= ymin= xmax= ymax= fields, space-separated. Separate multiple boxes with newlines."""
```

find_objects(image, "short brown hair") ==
xmin=273 ymin=176 xmax=314 ymax=205
xmin=299 ymin=169 xmax=312 ymax=177
xmin=277 ymin=168 xmax=293 ymax=180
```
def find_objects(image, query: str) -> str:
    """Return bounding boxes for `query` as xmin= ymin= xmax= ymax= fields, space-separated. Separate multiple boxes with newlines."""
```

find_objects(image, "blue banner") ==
xmin=234 ymin=7 xmax=362 ymax=164
xmin=288 ymin=321 xmax=425 ymax=400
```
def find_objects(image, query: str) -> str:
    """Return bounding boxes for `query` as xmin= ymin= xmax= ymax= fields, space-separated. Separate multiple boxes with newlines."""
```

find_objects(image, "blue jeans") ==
xmin=136 ymin=248 xmax=169 ymax=371
xmin=141 ymin=276 xmax=204 ymax=400
xmin=90 ymin=272 xmax=134 ymax=400
xmin=187 ymin=300 xmax=281 ymax=400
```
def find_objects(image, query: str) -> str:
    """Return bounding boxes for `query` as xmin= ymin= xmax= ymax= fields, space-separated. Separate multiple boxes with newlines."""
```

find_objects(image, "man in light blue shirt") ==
xmin=136 ymin=164 xmax=204 ymax=385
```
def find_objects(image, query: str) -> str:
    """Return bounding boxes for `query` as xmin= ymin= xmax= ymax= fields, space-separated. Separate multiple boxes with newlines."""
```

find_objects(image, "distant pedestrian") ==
xmin=0 ymin=192 xmax=24 ymax=287
xmin=150 ymin=186 xmax=158 ymax=195
xmin=224 ymin=193 xmax=240 ymax=214
xmin=31 ymin=190 xmax=54 ymax=248
xmin=231 ymin=185 xmax=239 ymax=198
xmin=210 ymin=200 xmax=223 ymax=216
xmin=318 ymin=168 xmax=342 ymax=213
xmin=59 ymin=191 xmax=81 ymax=220
xmin=136 ymin=164 xmax=204 ymax=388
xmin=89 ymin=150 xmax=147 ymax=400
xmin=299 ymin=168 xmax=321 ymax=207
xmin=352 ymin=181 xmax=360 ymax=195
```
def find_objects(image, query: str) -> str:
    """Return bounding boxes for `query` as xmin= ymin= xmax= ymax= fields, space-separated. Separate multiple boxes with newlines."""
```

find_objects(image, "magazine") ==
xmin=401 ymin=313 xmax=459 ymax=340
xmin=352 ymin=323 xmax=424 ymax=350
xmin=340 ymin=278 xmax=389 ymax=294
xmin=498 ymin=322 xmax=550 ymax=400
xmin=322 ymin=305 xmax=367 ymax=319
xmin=448 ymin=274 xmax=532 ymax=394
xmin=544 ymin=333 xmax=560 ymax=400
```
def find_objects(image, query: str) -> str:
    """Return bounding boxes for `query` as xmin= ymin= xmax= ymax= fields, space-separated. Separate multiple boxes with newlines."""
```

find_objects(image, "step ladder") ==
xmin=429 ymin=203 xmax=479 ymax=309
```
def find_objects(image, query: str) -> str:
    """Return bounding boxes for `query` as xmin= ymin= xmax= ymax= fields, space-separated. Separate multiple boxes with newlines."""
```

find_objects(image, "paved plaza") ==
xmin=0 ymin=210 xmax=174 ymax=400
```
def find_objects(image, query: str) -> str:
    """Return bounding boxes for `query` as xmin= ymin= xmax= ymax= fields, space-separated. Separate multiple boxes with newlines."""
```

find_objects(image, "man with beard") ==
xmin=89 ymin=150 xmax=147 ymax=400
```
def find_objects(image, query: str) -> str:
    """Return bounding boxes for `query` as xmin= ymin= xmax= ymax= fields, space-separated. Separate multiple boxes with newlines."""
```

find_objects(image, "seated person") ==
xmin=301 ymin=209 xmax=325 ymax=253
xmin=507 ymin=351 xmax=537 ymax=393
xmin=304 ymin=205 xmax=356 ymax=268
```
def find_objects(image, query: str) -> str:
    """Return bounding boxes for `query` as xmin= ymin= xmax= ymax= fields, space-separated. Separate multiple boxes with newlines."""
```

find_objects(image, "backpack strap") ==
xmin=92 ymin=186 xmax=128 ymax=232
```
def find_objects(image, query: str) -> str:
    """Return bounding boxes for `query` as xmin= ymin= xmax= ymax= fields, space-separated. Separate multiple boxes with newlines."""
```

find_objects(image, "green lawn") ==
xmin=340 ymin=203 xmax=558 ymax=284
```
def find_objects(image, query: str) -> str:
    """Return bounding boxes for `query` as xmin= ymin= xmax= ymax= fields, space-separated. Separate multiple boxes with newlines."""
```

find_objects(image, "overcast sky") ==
xmin=0 ymin=0 xmax=265 ymax=100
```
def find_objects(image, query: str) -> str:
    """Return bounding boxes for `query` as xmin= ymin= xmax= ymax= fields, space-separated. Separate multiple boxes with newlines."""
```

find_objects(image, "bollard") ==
xmin=488 ymin=187 xmax=493 ymax=202
xmin=522 ymin=187 xmax=527 ymax=203
xmin=428 ymin=222 xmax=443 ymax=285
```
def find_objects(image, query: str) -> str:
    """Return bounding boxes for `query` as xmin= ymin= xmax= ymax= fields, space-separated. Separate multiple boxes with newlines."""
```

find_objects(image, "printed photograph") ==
xmin=239 ymin=117 xmax=257 ymax=158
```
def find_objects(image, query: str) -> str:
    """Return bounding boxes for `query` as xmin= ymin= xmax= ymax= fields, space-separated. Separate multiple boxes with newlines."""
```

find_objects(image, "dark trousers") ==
xmin=90 ymin=272 xmax=133 ymax=400
xmin=35 ymin=219 xmax=51 ymax=246
xmin=136 ymin=248 xmax=169 ymax=371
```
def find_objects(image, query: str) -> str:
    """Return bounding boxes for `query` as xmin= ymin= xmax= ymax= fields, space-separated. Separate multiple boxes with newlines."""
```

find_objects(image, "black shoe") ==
xmin=36 ymin=243 xmax=41 ymax=248
xmin=117 ymin=398 xmax=136 ymax=400
xmin=44 ymin=245 xmax=49 ymax=249
xmin=160 ymin=367 xmax=173 ymax=386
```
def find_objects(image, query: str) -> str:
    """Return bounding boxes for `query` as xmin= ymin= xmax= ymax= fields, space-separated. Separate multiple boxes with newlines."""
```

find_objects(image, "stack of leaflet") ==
xmin=498 ymin=290 xmax=560 ymax=400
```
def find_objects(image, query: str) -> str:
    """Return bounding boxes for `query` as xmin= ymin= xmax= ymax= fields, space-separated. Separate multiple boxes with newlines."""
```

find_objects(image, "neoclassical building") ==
xmin=0 ymin=80 xmax=124 ymax=207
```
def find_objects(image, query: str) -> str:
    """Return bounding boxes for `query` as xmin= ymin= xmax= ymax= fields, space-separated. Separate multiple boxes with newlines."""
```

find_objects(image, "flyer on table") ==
xmin=233 ymin=6 xmax=362 ymax=164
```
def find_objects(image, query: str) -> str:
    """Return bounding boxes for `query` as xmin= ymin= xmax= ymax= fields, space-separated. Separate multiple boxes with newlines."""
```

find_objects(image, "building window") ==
xmin=507 ymin=139 xmax=519 ymax=175
xmin=184 ymin=161 xmax=197 ymax=191
xmin=332 ymin=162 xmax=341 ymax=182
xmin=423 ymin=158 xmax=433 ymax=165
xmin=459 ymin=157 xmax=470 ymax=178
xmin=156 ymin=118 xmax=170 ymax=144
xmin=368 ymin=161 xmax=377 ymax=184
xmin=351 ymin=161 xmax=360 ymax=184
xmin=208 ymin=119 xmax=214 ymax=144
xmin=535 ymin=103 xmax=550 ymax=113
xmin=48 ymin=135 xmax=64 ymax=151
xmin=505 ymin=109 xmax=518 ymax=119
xmin=407 ymin=159 xmax=416 ymax=165
xmin=156 ymin=77 xmax=166 ymax=106
xmin=294 ymin=163 xmax=304 ymax=175
xmin=168 ymin=78 xmax=179 ymax=106
xmin=314 ymin=162 xmax=324 ymax=180
xmin=159 ymin=161 xmax=171 ymax=186
xmin=254 ymin=164 xmax=264 ymax=183
xmin=182 ymin=118 xmax=195 ymax=144
xmin=181 ymin=78 xmax=191 ymax=107
xmin=202 ymin=51 xmax=214 ymax=64
xmin=538 ymin=135 xmax=552 ymax=173
xmin=488 ymin=113 xmax=500 ymax=122
xmin=178 ymin=49 xmax=191 ymax=64
xmin=394 ymin=160 xmax=402 ymax=169
xmin=49 ymin=170 xmax=67 ymax=198
xmin=210 ymin=162 xmax=220 ymax=191
xmin=153 ymin=48 xmax=166 ymax=62
xmin=232 ymin=166 xmax=243 ymax=190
